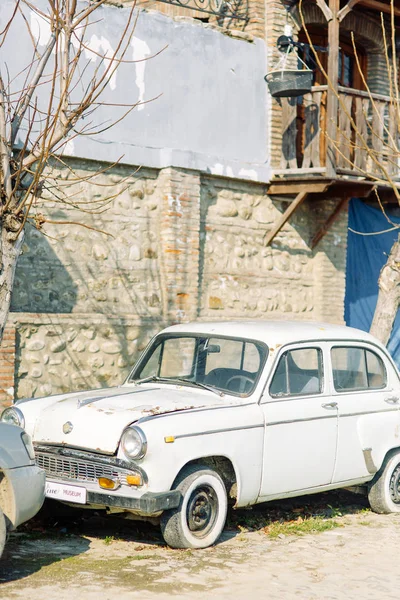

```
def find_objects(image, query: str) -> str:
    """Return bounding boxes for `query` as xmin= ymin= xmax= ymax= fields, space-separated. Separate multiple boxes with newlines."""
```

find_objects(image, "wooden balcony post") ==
xmin=326 ymin=0 xmax=340 ymax=178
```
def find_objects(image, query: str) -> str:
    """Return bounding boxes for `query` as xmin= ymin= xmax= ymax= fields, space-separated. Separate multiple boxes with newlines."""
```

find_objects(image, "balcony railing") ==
xmin=147 ymin=0 xmax=249 ymax=21
xmin=276 ymin=85 xmax=400 ymax=182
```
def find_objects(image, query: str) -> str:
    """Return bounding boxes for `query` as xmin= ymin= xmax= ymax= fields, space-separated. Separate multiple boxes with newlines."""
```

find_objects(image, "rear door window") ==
xmin=331 ymin=346 xmax=387 ymax=391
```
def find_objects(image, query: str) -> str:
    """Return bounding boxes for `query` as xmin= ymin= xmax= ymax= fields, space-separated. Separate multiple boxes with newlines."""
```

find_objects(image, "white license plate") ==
xmin=45 ymin=481 xmax=87 ymax=505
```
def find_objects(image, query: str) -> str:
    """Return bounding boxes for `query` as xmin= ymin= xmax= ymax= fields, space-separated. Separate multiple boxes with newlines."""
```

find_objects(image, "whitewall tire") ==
xmin=368 ymin=450 xmax=400 ymax=514
xmin=160 ymin=464 xmax=228 ymax=549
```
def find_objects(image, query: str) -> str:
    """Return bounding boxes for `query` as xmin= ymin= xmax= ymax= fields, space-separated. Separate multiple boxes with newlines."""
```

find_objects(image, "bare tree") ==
xmin=299 ymin=0 xmax=400 ymax=346
xmin=0 ymin=0 xmax=153 ymax=343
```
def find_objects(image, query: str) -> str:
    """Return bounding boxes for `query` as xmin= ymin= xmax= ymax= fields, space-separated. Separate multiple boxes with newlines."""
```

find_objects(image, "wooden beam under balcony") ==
xmin=265 ymin=191 xmax=309 ymax=247
xmin=358 ymin=0 xmax=400 ymax=18
xmin=315 ymin=0 xmax=333 ymax=21
xmin=268 ymin=180 xmax=333 ymax=195
xmin=311 ymin=196 xmax=350 ymax=249
xmin=338 ymin=0 xmax=361 ymax=22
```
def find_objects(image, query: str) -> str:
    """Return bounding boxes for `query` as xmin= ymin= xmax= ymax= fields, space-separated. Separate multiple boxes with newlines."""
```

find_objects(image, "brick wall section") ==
xmin=265 ymin=0 xmax=291 ymax=169
xmin=158 ymin=167 xmax=201 ymax=323
xmin=0 ymin=326 xmax=16 ymax=408
xmin=312 ymin=200 xmax=348 ymax=324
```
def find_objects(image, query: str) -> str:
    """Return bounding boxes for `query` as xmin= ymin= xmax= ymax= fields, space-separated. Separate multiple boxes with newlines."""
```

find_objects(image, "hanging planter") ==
xmin=265 ymin=35 xmax=313 ymax=98
xmin=265 ymin=69 xmax=313 ymax=98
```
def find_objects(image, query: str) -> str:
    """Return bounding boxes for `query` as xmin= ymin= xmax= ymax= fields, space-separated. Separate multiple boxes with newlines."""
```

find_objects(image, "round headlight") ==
xmin=1 ymin=406 xmax=25 ymax=429
xmin=121 ymin=426 xmax=147 ymax=459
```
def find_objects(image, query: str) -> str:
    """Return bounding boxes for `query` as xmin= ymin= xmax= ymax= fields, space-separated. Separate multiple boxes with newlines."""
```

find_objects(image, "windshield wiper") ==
xmin=133 ymin=375 xmax=161 ymax=385
xmin=171 ymin=377 xmax=224 ymax=397
xmin=133 ymin=375 xmax=224 ymax=397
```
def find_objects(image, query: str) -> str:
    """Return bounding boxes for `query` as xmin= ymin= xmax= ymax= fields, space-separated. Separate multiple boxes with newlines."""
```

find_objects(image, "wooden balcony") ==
xmin=275 ymin=85 xmax=400 ymax=184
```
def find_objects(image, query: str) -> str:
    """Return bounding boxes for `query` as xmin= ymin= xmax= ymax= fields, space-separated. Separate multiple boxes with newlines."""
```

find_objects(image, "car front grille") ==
xmin=35 ymin=451 xmax=130 ymax=486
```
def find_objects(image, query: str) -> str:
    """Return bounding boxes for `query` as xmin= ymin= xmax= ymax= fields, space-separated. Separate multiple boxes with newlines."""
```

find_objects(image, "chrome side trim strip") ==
xmin=264 ymin=407 xmax=399 ymax=428
xmin=339 ymin=407 xmax=399 ymax=418
xmin=266 ymin=414 xmax=337 ymax=427
xmin=174 ymin=423 xmax=264 ymax=440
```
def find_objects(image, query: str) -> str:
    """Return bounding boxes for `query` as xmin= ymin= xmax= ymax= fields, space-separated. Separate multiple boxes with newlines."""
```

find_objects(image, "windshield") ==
xmin=128 ymin=334 xmax=268 ymax=397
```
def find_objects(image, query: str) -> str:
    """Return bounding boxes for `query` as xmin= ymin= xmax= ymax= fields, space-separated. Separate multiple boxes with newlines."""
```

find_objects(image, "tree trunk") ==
xmin=0 ymin=227 xmax=23 ymax=343
xmin=370 ymin=233 xmax=400 ymax=346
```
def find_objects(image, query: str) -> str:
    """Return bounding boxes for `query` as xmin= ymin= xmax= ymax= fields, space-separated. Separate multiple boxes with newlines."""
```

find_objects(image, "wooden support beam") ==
xmin=338 ymin=0 xmax=361 ymax=22
xmin=310 ymin=183 xmax=377 ymax=201
xmin=358 ymin=0 xmax=400 ymax=17
xmin=315 ymin=0 xmax=334 ymax=21
xmin=311 ymin=197 xmax=350 ymax=249
xmin=326 ymin=0 xmax=340 ymax=178
xmin=265 ymin=191 xmax=309 ymax=247
xmin=268 ymin=181 xmax=332 ymax=195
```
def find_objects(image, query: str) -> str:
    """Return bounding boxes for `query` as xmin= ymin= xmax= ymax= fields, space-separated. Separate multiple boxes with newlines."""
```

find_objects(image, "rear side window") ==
xmin=331 ymin=346 xmax=387 ymax=392
xmin=270 ymin=347 xmax=323 ymax=397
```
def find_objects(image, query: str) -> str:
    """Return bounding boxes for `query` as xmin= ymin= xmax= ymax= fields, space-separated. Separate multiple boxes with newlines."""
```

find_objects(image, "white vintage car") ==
xmin=2 ymin=321 xmax=400 ymax=548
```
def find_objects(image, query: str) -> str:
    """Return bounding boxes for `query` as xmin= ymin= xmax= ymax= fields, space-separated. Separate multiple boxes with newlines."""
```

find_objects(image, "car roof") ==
xmin=160 ymin=320 xmax=384 ymax=349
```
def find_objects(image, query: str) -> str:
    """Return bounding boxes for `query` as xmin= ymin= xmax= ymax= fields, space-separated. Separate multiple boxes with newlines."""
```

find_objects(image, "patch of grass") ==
xmin=359 ymin=520 xmax=372 ymax=526
xmin=103 ymin=536 xmax=116 ymax=545
xmin=130 ymin=554 xmax=154 ymax=561
xmin=264 ymin=515 xmax=342 ymax=539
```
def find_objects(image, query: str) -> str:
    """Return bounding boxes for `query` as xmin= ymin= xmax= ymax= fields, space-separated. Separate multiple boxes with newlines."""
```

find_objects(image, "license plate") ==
xmin=45 ymin=481 xmax=87 ymax=505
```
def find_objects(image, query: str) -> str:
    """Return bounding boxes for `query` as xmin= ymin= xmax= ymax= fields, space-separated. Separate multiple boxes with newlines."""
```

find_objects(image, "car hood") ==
xmin=27 ymin=384 xmax=227 ymax=454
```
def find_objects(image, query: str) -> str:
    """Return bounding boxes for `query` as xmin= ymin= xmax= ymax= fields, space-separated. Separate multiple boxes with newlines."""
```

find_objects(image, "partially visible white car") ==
xmin=0 ymin=422 xmax=45 ymax=557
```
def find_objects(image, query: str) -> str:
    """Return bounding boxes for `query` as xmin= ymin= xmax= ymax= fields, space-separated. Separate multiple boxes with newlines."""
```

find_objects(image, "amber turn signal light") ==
xmin=98 ymin=477 xmax=119 ymax=490
xmin=126 ymin=474 xmax=142 ymax=486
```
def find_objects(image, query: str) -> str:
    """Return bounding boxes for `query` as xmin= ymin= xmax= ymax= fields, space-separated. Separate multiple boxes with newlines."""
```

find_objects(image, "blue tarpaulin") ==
xmin=345 ymin=198 xmax=400 ymax=366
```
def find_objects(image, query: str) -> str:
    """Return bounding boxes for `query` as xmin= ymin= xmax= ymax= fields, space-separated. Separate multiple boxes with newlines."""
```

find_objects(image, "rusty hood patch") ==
xmin=24 ymin=384 xmax=226 ymax=454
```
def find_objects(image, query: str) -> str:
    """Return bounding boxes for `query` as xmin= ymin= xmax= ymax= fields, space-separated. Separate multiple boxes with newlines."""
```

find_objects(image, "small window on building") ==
xmin=269 ymin=347 xmax=323 ymax=397
xmin=331 ymin=346 xmax=387 ymax=392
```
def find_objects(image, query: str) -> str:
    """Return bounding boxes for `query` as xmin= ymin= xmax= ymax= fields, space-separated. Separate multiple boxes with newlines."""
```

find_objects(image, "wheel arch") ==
xmin=370 ymin=445 xmax=400 ymax=487
xmin=173 ymin=455 xmax=238 ymax=505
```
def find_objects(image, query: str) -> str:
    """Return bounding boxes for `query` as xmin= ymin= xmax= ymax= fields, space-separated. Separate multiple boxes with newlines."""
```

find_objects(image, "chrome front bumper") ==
xmin=85 ymin=489 xmax=182 ymax=513
xmin=35 ymin=445 xmax=181 ymax=515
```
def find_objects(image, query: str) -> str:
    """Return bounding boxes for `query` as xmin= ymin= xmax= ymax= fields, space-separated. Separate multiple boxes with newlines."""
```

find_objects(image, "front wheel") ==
xmin=160 ymin=465 xmax=228 ymax=549
xmin=0 ymin=507 xmax=6 ymax=559
xmin=368 ymin=450 xmax=400 ymax=513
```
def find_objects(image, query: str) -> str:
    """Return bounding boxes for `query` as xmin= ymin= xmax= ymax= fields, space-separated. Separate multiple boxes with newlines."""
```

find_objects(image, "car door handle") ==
xmin=322 ymin=402 xmax=338 ymax=409
xmin=385 ymin=397 xmax=399 ymax=404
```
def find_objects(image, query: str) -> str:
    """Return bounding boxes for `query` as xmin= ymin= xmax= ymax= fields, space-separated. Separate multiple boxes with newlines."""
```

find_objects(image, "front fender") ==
xmin=129 ymin=403 xmax=264 ymax=507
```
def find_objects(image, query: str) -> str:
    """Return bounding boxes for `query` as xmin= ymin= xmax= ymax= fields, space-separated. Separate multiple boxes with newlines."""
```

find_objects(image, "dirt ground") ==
xmin=1 ymin=491 xmax=400 ymax=600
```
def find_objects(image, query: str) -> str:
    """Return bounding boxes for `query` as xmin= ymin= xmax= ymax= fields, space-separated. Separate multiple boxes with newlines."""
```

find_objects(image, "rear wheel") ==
xmin=160 ymin=465 xmax=228 ymax=549
xmin=368 ymin=450 xmax=400 ymax=513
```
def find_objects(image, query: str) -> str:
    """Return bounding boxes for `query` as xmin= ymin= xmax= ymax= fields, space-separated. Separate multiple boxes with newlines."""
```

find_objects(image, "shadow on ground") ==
xmin=6 ymin=488 xmax=371 ymax=555
xmin=227 ymin=488 xmax=370 ymax=537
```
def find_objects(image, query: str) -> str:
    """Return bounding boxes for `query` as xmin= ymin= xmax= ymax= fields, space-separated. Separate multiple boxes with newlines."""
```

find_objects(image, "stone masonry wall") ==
xmin=199 ymin=177 xmax=347 ymax=322
xmin=0 ymin=163 xmax=348 ymax=406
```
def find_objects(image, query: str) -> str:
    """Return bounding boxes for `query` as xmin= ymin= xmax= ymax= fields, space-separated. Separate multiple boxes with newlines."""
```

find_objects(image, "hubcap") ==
xmin=389 ymin=464 xmax=400 ymax=504
xmin=186 ymin=485 xmax=218 ymax=538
